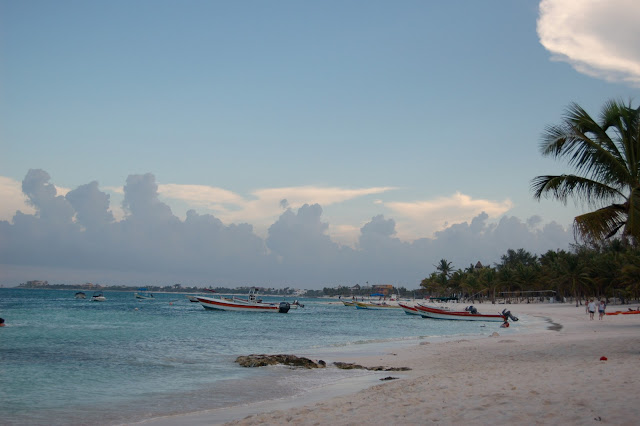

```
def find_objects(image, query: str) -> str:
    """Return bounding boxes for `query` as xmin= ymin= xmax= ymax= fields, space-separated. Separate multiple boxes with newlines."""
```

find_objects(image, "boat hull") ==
xmin=606 ymin=310 xmax=640 ymax=315
xmin=134 ymin=293 xmax=154 ymax=300
xmin=196 ymin=296 xmax=289 ymax=313
xmin=354 ymin=302 xmax=401 ymax=310
xmin=415 ymin=304 xmax=505 ymax=322
xmin=398 ymin=302 xmax=421 ymax=315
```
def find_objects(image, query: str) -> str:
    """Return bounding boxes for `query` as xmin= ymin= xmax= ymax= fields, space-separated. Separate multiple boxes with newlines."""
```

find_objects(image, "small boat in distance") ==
xmin=75 ymin=291 xmax=86 ymax=299
xmin=289 ymin=300 xmax=305 ymax=309
xmin=354 ymin=301 xmax=402 ymax=309
xmin=134 ymin=288 xmax=154 ymax=299
xmin=91 ymin=292 xmax=106 ymax=302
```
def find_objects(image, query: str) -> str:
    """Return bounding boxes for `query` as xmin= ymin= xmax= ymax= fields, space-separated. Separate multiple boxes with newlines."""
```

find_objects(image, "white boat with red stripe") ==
xmin=415 ymin=304 xmax=518 ymax=323
xmin=398 ymin=302 xmax=421 ymax=316
xmin=196 ymin=289 xmax=291 ymax=313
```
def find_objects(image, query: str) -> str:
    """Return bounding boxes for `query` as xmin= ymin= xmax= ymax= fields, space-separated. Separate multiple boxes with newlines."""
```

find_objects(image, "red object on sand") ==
xmin=600 ymin=356 xmax=608 ymax=361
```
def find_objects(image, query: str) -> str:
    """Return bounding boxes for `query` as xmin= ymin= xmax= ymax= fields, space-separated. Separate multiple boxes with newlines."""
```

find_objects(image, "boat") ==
xmin=75 ymin=291 xmax=86 ymax=299
xmin=414 ymin=304 xmax=518 ymax=322
xmin=134 ymin=288 xmax=154 ymax=299
xmin=354 ymin=301 xmax=402 ymax=310
xmin=342 ymin=300 xmax=356 ymax=307
xmin=605 ymin=308 xmax=640 ymax=315
xmin=352 ymin=292 xmax=404 ymax=309
xmin=91 ymin=292 xmax=106 ymax=302
xmin=186 ymin=295 xmax=200 ymax=302
xmin=398 ymin=302 xmax=421 ymax=316
xmin=196 ymin=289 xmax=291 ymax=313
xmin=288 ymin=300 xmax=305 ymax=309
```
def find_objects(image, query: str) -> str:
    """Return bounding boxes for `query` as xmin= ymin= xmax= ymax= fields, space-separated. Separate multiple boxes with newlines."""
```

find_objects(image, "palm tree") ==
xmin=531 ymin=99 xmax=640 ymax=243
xmin=554 ymin=250 xmax=593 ymax=306
xmin=435 ymin=259 xmax=453 ymax=278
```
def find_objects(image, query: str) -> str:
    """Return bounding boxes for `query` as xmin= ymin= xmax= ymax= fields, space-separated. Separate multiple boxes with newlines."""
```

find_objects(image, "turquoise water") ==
xmin=0 ymin=289 xmax=525 ymax=425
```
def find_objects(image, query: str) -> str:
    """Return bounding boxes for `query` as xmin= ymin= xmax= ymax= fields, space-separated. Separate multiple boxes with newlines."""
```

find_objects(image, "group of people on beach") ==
xmin=587 ymin=299 xmax=606 ymax=320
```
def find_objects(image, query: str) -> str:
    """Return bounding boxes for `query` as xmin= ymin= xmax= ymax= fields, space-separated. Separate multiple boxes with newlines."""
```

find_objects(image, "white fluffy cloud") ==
xmin=0 ymin=176 xmax=515 ymax=246
xmin=385 ymin=192 xmax=513 ymax=240
xmin=0 ymin=176 xmax=35 ymax=218
xmin=157 ymin=184 xmax=396 ymax=239
xmin=538 ymin=0 xmax=640 ymax=85
xmin=0 ymin=171 xmax=575 ymax=288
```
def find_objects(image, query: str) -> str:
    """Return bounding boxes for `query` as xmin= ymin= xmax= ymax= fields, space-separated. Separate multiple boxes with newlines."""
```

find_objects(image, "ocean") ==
xmin=0 ymin=288 xmax=534 ymax=425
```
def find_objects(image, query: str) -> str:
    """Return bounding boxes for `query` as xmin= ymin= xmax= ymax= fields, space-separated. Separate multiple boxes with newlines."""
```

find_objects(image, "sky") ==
xmin=1 ymin=0 xmax=640 ymax=289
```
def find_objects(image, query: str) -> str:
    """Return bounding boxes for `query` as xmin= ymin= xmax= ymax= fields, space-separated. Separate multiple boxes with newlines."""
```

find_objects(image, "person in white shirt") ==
xmin=587 ymin=300 xmax=597 ymax=320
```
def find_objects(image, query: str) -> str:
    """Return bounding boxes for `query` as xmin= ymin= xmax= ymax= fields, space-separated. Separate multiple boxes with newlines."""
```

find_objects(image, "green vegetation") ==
xmin=305 ymin=285 xmax=414 ymax=298
xmin=532 ymin=99 xmax=640 ymax=244
xmin=420 ymin=241 xmax=640 ymax=305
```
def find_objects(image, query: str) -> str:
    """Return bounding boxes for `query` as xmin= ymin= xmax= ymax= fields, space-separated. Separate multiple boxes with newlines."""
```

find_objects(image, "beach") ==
xmin=138 ymin=302 xmax=640 ymax=425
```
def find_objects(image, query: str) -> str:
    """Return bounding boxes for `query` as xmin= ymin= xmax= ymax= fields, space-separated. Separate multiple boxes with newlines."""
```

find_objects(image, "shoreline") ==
xmin=129 ymin=302 xmax=640 ymax=425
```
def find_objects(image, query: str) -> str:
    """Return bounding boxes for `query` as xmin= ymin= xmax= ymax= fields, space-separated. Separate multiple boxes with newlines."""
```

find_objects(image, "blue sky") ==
xmin=1 ymin=0 xmax=639 ymax=288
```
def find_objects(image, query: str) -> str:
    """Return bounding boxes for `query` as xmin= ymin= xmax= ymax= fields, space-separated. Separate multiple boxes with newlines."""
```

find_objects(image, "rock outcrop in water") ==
xmin=235 ymin=355 xmax=411 ymax=372
xmin=235 ymin=354 xmax=326 ymax=369
xmin=333 ymin=362 xmax=411 ymax=371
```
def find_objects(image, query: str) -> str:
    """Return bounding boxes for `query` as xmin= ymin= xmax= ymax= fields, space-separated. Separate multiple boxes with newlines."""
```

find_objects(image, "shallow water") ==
xmin=0 ymin=289 xmax=531 ymax=425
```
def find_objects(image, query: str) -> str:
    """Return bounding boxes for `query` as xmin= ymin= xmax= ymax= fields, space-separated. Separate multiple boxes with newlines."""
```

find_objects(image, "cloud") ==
xmin=537 ymin=0 xmax=640 ymax=85
xmin=156 ymin=183 xmax=396 ymax=237
xmin=21 ymin=169 xmax=76 ymax=225
xmin=0 ymin=176 xmax=35 ymax=219
xmin=66 ymin=181 xmax=115 ymax=229
xmin=0 ymin=170 xmax=575 ymax=288
xmin=385 ymin=192 xmax=513 ymax=240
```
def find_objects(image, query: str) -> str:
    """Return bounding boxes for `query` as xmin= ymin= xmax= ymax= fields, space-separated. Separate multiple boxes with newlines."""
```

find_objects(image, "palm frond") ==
xmin=540 ymin=102 xmax=631 ymax=187
xmin=624 ymin=187 xmax=640 ymax=240
xmin=531 ymin=174 xmax=624 ymax=206
xmin=574 ymin=206 xmax=627 ymax=243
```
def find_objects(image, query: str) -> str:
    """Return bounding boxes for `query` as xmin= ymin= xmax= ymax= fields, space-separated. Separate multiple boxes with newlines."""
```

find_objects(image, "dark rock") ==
xmin=333 ymin=362 xmax=411 ymax=371
xmin=380 ymin=376 xmax=398 ymax=381
xmin=333 ymin=362 xmax=366 ymax=370
xmin=235 ymin=354 xmax=326 ymax=369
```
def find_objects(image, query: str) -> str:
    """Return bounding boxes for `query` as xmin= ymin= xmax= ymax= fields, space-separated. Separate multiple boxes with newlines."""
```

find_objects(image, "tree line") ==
xmin=420 ymin=240 xmax=640 ymax=305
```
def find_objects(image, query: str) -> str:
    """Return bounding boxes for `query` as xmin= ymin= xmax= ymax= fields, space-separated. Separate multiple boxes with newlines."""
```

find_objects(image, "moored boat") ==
xmin=197 ymin=289 xmax=290 ymax=313
xmin=91 ymin=292 xmax=106 ymax=302
xmin=75 ymin=291 xmax=86 ymax=299
xmin=415 ymin=304 xmax=518 ymax=323
xmin=354 ymin=301 xmax=402 ymax=310
xmin=288 ymin=300 xmax=305 ymax=309
xmin=398 ymin=302 xmax=421 ymax=315
xmin=134 ymin=288 xmax=154 ymax=299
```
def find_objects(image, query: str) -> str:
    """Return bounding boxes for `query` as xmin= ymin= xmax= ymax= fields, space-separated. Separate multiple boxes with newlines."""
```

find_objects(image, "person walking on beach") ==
xmin=587 ymin=299 xmax=597 ymax=320
xmin=599 ymin=300 xmax=606 ymax=320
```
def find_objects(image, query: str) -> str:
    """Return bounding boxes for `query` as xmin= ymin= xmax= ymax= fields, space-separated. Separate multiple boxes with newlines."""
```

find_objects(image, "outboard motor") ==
xmin=502 ymin=309 xmax=519 ymax=322
xmin=278 ymin=302 xmax=291 ymax=313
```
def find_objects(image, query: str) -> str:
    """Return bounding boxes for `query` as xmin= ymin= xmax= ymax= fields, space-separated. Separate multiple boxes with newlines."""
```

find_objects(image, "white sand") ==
xmin=137 ymin=303 xmax=640 ymax=425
